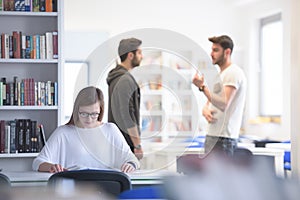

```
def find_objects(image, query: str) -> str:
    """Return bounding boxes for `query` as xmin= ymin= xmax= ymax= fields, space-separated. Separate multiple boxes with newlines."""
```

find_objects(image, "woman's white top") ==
xmin=32 ymin=123 xmax=140 ymax=171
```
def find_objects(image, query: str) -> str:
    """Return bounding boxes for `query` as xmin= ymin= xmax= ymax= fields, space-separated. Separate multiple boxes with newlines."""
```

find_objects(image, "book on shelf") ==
xmin=3 ymin=0 xmax=14 ymax=11
xmin=52 ymin=31 xmax=58 ymax=59
xmin=39 ymin=0 xmax=45 ymax=12
xmin=1 ymin=31 xmax=58 ymax=59
xmin=32 ymin=0 xmax=39 ymax=12
xmin=16 ymin=118 xmax=24 ymax=153
xmin=5 ymin=122 xmax=10 ymax=153
xmin=0 ymin=120 xmax=5 ymax=153
xmin=0 ymin=119 xmax=46 ymax=154
xmin=12 ymin=31 xmax=22 ymax=59
xmin=0 ymin=76 xmax=58 ymax=106
xmin=1 ymin=33 xmax=9 ymax=59
xmin=24 ymin=0 xmax=31 ymax=12
xmin=1 ymin=0 xmax=57 ymax=12
xmin=1 ymin=77 xmax=7 ymax=105
xmin=38 ymin=123 xmax=46 ymax=151
xmin=9 ymin=120 xmax=16 ymax=153
xmin=15 ymin=0 xmax=25 ymax=11
xmin=45 ymin=0 xmax=52 ymax=12
xmin=45 ymin=31 xmax=53 ymax=59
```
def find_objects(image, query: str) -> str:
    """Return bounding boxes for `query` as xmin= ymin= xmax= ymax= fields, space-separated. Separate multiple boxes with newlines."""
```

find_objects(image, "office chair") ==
xmin=0 ymin=173 xmax=11 ymax=187
xmin=48 ymin=169 xmax=132 ymax=197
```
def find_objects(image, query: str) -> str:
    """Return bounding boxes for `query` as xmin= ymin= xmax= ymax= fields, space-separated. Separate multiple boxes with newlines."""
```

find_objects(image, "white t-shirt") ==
xmin=32 ymin=123 xmax=139 ymax=171
xmin=207 ymin=64 xmax=247 ymax=139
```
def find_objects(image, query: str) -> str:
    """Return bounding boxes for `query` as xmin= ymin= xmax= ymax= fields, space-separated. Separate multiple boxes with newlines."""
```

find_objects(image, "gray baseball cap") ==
xmin=118 ymin=38 xmax=142 ymax=56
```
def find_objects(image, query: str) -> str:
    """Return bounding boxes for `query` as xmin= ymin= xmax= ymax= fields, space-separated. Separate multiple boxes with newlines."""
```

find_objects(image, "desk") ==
xmin=152 ymin=146 xmax=285 ymax=178
xmin=2 ymin=170 xmax=171 ymax=187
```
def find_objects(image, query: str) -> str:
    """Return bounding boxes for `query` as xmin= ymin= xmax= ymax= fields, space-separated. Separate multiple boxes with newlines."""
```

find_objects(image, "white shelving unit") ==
xmin=132 ymin=50 xmax=202 ymax=143
xmin=0 ymin=1 xmax=63 ymax=171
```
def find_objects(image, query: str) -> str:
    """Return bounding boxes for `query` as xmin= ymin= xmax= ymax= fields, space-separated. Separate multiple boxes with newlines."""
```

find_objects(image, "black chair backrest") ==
xmin=48 ymin=169 xmax=132 ymax=197
xmin=0 ymin=173 xmax=11 ymax=187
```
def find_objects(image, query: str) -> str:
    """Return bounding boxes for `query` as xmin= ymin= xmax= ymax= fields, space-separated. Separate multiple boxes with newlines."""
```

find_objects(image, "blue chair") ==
xmin=185 ymin=136 xmax=205 ymax=148
xmin=118 ymin=186 xmax=165 ymax=199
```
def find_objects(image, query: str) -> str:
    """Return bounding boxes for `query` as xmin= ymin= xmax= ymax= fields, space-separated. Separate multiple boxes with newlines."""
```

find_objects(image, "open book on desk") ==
xmin=129 ymin=169 xmax=178 ymax=179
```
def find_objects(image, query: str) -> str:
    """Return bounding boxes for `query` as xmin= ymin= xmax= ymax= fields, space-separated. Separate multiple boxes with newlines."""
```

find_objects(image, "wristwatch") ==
xmin=134 ymin=144 xmax=142 ymax=150
xmin=199 ymin=85 xmax=205 ymax=92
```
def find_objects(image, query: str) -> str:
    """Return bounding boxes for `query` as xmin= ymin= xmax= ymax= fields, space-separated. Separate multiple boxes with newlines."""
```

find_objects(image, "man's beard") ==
xmin=131 ymin=57 xmax=141 ymax=68
xmin=214 ymin=53 xmax=225 ymax=66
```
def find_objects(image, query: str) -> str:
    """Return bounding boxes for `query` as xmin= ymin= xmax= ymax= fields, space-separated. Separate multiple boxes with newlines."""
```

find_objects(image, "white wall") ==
xmin=64 ymin=0 xmax=245 ymax=54
xmin=63 ymin=0 xmax=292 ymax=140
xmin=236 ymin=0 xmax=290 ymax=141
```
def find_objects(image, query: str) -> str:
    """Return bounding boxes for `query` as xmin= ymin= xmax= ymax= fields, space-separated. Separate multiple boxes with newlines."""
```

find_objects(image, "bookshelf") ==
xmin=132 ymin=50 xmax=202 ymax=143
xmin=0 ymin=0 xmax=63 ymax=171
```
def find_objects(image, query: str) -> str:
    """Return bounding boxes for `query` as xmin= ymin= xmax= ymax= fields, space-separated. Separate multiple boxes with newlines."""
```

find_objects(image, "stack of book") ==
xmin=0 ymin=119 xmax=46 ymax=154
xmin=0 ymin=31 xmax=58 ymax=60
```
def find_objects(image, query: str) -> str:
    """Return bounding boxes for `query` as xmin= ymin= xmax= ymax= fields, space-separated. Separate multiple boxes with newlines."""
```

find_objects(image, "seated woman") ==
xmin=32 ymin=86 xmax=139 ymax=173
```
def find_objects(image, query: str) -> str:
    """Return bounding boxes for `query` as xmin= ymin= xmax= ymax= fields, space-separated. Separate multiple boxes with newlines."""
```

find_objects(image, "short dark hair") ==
xmin=118 ymin=38 xmax=142 ymax=62
xmin=208 ymin=35 xmax=234 ymax=53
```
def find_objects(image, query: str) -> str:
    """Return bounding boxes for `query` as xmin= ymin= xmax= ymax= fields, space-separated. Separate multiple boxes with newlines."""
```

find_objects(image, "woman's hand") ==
xmin=49 ymin=164 xmax=67 ymax=173
xmin=121 ymin=162 xmax=136 ymax=173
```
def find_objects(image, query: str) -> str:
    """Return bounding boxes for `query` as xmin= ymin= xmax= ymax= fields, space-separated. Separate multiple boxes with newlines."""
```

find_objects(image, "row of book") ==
xmin=0 ymin=0 xmax=57 ymax=12
xmin=0 ymin=77 xmax=58 ymax=106
xmin=0 ymin=119 xmax=46 ymax=154
xmin=0 ymin=31 xmax=58 ymax=59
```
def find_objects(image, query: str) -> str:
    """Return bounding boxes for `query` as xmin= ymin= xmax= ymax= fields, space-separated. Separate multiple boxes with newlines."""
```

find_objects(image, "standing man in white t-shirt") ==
xmin=193 ymin=35 xmax=247 ymax=155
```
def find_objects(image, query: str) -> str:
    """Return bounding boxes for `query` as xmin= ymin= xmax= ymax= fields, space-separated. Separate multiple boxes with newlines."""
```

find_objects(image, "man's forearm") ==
xmin=202 ymin=86 xmax=227 ymax=111
xmin=127 ymin=126 xmax=141 ymax=147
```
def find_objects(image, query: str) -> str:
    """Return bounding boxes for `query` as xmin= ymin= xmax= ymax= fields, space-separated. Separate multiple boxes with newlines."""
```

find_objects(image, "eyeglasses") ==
xmin=79 ymin=112 xmax=100 ymax=119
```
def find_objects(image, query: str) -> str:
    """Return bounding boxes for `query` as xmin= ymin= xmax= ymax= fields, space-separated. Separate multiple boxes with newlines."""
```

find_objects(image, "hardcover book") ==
xmin=9 ymin=120 xmax=17 ymax=153
xmin=0 ymin=120 xmax=5 ymax=153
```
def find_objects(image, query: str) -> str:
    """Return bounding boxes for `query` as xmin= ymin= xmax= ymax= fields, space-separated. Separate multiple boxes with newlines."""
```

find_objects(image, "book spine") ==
xmin=39 ymin=0 xmax=45 ymax=12
xmin=25 ymin=35 xmax=31 ymax=59
xmin=0 ymin=120 xmax=6 ymax=153
xmin=32 ymin=0 xmax=39 ymax=12
xmin=9 ymin=83 xmax=14 ymax=105
xmin=14 ymin=0 xmax=21 ymax=11
xmin=39 ymin=124 xmax=46 ymax=151
xmin=13 ymin=31 xmax=21 ymax=59
xmin=13 ymin=76 xmax=18 ymax=105
xmin=24 ymin=0 xmax=31 ymax=11
xmin=54 ymin=81 xmax=58 ymax=106
xmin=40 ymin=35 xmax=46 ymax=59
xmin=4 ymin=0 xmax=15 ymax=11
xmin=45 ymin=32 xmax=53 ymax=59
xmin=31 ymin=120 xmax=37 ymax=152
xmin=9 ymin=35 xmax=13 ymax=58
xmin=35 ymin=35 xmax=40 ymax=59
xmin=6 ymin=82 xmax=10 ymax=105
xmin=45 ymin=0 xmax=52 ymax=12
xmin=17 ymin=119 xmax=24 ymax=153
xmin=20 ymin=0 xmax=25 ymax=11
xmin=21 ymin=35 xmax=26 ymax=58
xmin=0 ymin=34 xmax=2 ymax=57
xmin=52 ymin=0 xmax=57 ymax=12
xmin=1 ymin=77 xmax=7 ymax=105
xmin=0 ymin=82 xmax=3 ymax=106
xmin=24 ymin=119 xmax=31 ymax=152
xmin=5 ymin=123 xmax=10 ymax=153
xmin=10 ymin=120 xmax=17 ymax=153
xmin=52 ymin=31 xmax=58 ymax=59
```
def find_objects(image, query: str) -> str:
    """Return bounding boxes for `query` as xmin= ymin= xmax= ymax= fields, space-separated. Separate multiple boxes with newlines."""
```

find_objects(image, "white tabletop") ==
xmin=2 ymin=169 xmax=174 ymax=187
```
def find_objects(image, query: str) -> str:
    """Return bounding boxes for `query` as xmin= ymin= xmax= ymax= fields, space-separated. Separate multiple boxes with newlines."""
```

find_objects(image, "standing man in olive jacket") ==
xmin=107 ymin=38 xmax=143 ymax=160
